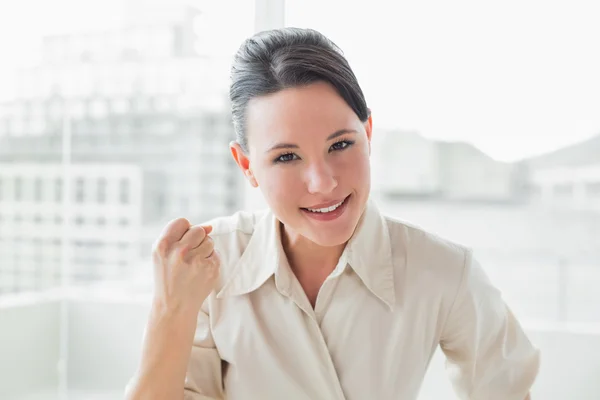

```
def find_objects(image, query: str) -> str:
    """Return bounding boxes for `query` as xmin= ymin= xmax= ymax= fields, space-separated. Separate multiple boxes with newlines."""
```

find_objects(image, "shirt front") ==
xmin=183 ymin=200 xmax=540 ymax=400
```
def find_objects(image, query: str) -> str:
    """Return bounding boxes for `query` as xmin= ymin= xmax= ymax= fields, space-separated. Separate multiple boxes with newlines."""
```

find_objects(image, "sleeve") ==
xmin=184 ymin=301 xmax=226 ymax=400
xmin=439 ymin=249 xmax=541 ymax=400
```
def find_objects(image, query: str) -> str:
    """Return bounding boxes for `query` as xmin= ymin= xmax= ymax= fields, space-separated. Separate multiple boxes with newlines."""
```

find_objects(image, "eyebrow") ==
xmin=266 ymin=129 xmax=358 ymax=153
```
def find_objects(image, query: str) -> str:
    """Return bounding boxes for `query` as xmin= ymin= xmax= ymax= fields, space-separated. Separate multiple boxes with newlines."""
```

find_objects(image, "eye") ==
xmin=329 ymin=140 xmax=354 ymax=152
xmin=274 ymin=152 xmax=299 ymax=163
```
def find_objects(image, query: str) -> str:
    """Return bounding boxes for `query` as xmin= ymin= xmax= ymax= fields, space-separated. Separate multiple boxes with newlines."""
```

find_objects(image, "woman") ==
xmin=126 ymin=28 xmax=539 ymax=400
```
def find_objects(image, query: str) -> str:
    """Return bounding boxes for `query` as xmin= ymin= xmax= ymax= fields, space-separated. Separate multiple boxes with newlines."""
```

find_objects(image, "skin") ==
xmin=230 ymin=81 xmax=373 ymax=305
xmin=125 ymin=219 xmax=220 ymax=400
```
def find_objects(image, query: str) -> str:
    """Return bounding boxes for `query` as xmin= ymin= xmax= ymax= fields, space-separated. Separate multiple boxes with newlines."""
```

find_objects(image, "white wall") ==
xmin=66 ymin=300 xmax=149 ymax=392
xmin=0 ymin=301 xmax=60 ymax=398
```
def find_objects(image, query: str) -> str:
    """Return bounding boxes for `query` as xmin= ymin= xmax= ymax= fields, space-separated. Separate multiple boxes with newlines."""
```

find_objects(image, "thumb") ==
xmin=202 ymin=225 xmax=213 ymax=235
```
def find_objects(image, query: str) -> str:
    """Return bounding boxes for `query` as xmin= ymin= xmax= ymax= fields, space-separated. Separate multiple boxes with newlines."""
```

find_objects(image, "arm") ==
xmin=125 ymin=219 xmax=224 ymax=399
xmin=125 ymin=301 xmax=224 ymax=400
xmin=125 ymin=301 xmax=202 ymax=400
xmin=440 ymin=250 xmax=540 ymax=400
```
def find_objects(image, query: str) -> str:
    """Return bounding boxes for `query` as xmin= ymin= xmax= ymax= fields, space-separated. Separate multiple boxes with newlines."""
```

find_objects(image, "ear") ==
xmin=364 ymin=109 xmax=373 ymax=155
xmin=230 ymin=141 xmax=259 ymax=187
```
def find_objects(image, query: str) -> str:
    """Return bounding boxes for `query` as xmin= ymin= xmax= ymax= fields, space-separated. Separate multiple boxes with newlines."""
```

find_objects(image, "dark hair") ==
xmin=229 ymin=27 xmax=370 ymax=152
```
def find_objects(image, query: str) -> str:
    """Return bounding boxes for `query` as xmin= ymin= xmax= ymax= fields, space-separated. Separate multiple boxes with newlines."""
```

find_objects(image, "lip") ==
xmin=303 ymin=196 xmax=349 ymax=210
xmin=300 ymin=194 xmax=351 ymax=222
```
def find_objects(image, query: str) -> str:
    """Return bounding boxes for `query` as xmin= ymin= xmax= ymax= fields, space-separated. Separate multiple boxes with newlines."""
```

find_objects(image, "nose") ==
xmin=305 ymin=160 xmax=338 ymax=195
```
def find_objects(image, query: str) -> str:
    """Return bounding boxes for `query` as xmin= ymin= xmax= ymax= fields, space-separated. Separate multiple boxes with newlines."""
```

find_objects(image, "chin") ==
xmin=309 ymin=230 xmax=353 ymax=248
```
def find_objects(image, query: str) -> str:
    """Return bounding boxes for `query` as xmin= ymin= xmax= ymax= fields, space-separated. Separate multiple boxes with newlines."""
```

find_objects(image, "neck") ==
xmin=280 ymin=222 xmax=346 ymax=277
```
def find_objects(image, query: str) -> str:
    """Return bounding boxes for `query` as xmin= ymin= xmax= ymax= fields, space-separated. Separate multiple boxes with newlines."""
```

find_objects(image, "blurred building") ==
xmin=0 ymin=4 xmax=243 ymax=294
xmin=371 ymin=130 xmax=520 ymax=203
xmin=0 ymin=163 xmax=142 ymax=294
xmin=436 ymin=141 xmax=519 ymax=202
xmin=526 ymin=134 xmax=600 ymax=212
xmin=371 ymin=130 xmax=441 ymax=198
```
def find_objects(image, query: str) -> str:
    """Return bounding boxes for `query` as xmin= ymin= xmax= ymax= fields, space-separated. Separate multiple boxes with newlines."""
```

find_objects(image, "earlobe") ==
xmin=245 ymin=169 xmax=259 ymax=188
xmin=229 ymin=141 xmax=259 ymax=187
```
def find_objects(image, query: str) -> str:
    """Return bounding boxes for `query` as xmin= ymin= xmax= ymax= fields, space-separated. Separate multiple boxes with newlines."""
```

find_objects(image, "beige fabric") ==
xmin=181 ymin=199 xmax=540 ymax=400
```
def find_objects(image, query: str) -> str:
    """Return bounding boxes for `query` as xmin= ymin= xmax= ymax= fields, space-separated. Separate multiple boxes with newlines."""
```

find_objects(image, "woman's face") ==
xmin=231 ymin=81 xmax=372 ymax=247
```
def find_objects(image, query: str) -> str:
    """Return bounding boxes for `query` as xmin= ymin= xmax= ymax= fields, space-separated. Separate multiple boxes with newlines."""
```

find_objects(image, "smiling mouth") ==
xmin=301 ymin=195 xmax=349 ymax=213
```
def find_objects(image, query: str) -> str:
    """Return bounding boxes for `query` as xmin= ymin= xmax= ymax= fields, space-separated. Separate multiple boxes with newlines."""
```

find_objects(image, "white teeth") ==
xmin=306 ymin=199 xmax=344 ymax=213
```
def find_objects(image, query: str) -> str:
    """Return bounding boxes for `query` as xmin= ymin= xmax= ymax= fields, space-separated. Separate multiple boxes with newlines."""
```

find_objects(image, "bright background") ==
xmin=0 ymin=0 xmax=599 ymax=398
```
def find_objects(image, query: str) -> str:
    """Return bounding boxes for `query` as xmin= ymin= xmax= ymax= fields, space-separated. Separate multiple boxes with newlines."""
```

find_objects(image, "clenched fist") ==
xmin=151 ymin=217 xmax=220 ymax=315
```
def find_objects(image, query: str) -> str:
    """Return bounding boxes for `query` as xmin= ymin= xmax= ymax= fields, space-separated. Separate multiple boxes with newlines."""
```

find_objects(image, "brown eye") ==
xmin=329 ymin=140 xmax=354 ymax=152
xmin=274 ymin=153 xmax=299 ymax=163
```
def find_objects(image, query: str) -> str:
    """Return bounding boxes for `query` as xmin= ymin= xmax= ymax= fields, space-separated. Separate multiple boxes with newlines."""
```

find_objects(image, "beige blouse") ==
xmin=180 ymin=200 xmax=540 ymax=399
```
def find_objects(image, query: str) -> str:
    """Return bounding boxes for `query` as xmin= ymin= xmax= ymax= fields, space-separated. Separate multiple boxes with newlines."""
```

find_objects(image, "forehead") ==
xmin=245 ymin=81 xmax=360 ymax=146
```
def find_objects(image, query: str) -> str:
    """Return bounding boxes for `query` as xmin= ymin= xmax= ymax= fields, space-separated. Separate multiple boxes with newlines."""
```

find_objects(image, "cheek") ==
xmin=337 ymin=150 xmax=371 ymax=184
xmin=259 ymin=167 xmax=303 ymax=206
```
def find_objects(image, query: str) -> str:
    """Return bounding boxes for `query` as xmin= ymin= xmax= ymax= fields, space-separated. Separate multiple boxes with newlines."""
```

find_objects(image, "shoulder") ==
xmin=383 ymin=214 xmax=471 ymax=291
xmin=384 ymin=214 xmax=470 ymax=264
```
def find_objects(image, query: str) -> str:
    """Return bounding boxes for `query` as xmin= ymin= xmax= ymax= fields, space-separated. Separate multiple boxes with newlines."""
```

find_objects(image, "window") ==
xmin=90 ymin=98 xmax=108 ymax=119
xmin=54 ymin=178 xmax=63 ymax=202
xmin=70 ymin=100 xmax=85 ymax=119
xmin=554 ymin=183 xmax=573 ymax=196
xmin=97 ymin=178 xmax=107 ymax=203
xmin=154 ymin=192 xmax=166 ymax=217
xmin=14 ymin=177 xmax=23 ymax=201
xmin=587 ymin=182 xmax=600 ymax=196
xmin=14 ymin=2 xmax=600 ymax=399
xmin=112 ymin=98 xmax=130 ymax=114
xmin=75 ymin=178 xmax=85 ymax=203
xmin=119 ymin=179 xmax=130 ymax=204
xmin=48 ymin=99 xmax=64 ymax=120
xmin=179 ymin=196 xmax=189 ymax=213
xmin=34 ymin=177 xmax=43 ymax=202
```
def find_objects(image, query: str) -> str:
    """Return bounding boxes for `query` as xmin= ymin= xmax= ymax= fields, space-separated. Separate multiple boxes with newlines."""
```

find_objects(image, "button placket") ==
xmin=306 ymin=305 xmax=348 ymax=400
xmin=314 ymin=273 xmax=340 ymax=325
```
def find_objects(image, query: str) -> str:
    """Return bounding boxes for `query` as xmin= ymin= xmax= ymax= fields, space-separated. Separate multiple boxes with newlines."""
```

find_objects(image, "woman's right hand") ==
xmin=125 ymin=218 xmax=220 ymax=399
xmin=151 ymin=218 xmax=220 ymax=315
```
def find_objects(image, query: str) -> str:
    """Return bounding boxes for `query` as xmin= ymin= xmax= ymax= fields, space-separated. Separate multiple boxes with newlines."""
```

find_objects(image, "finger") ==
xmin=179 ymin=225 xmax=211 ymax=253
xmin=164 ymin=218 xmax=192 ymax=242
xmin=154 ymin=218 xmax=191 ymax=257
xmin=185 ymin=237 xmax=215 ymax=260
xmin=198 ymin=250 xmax=220 ymax=276
xmin=203 ymin=251 xmax=221 ymax=279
